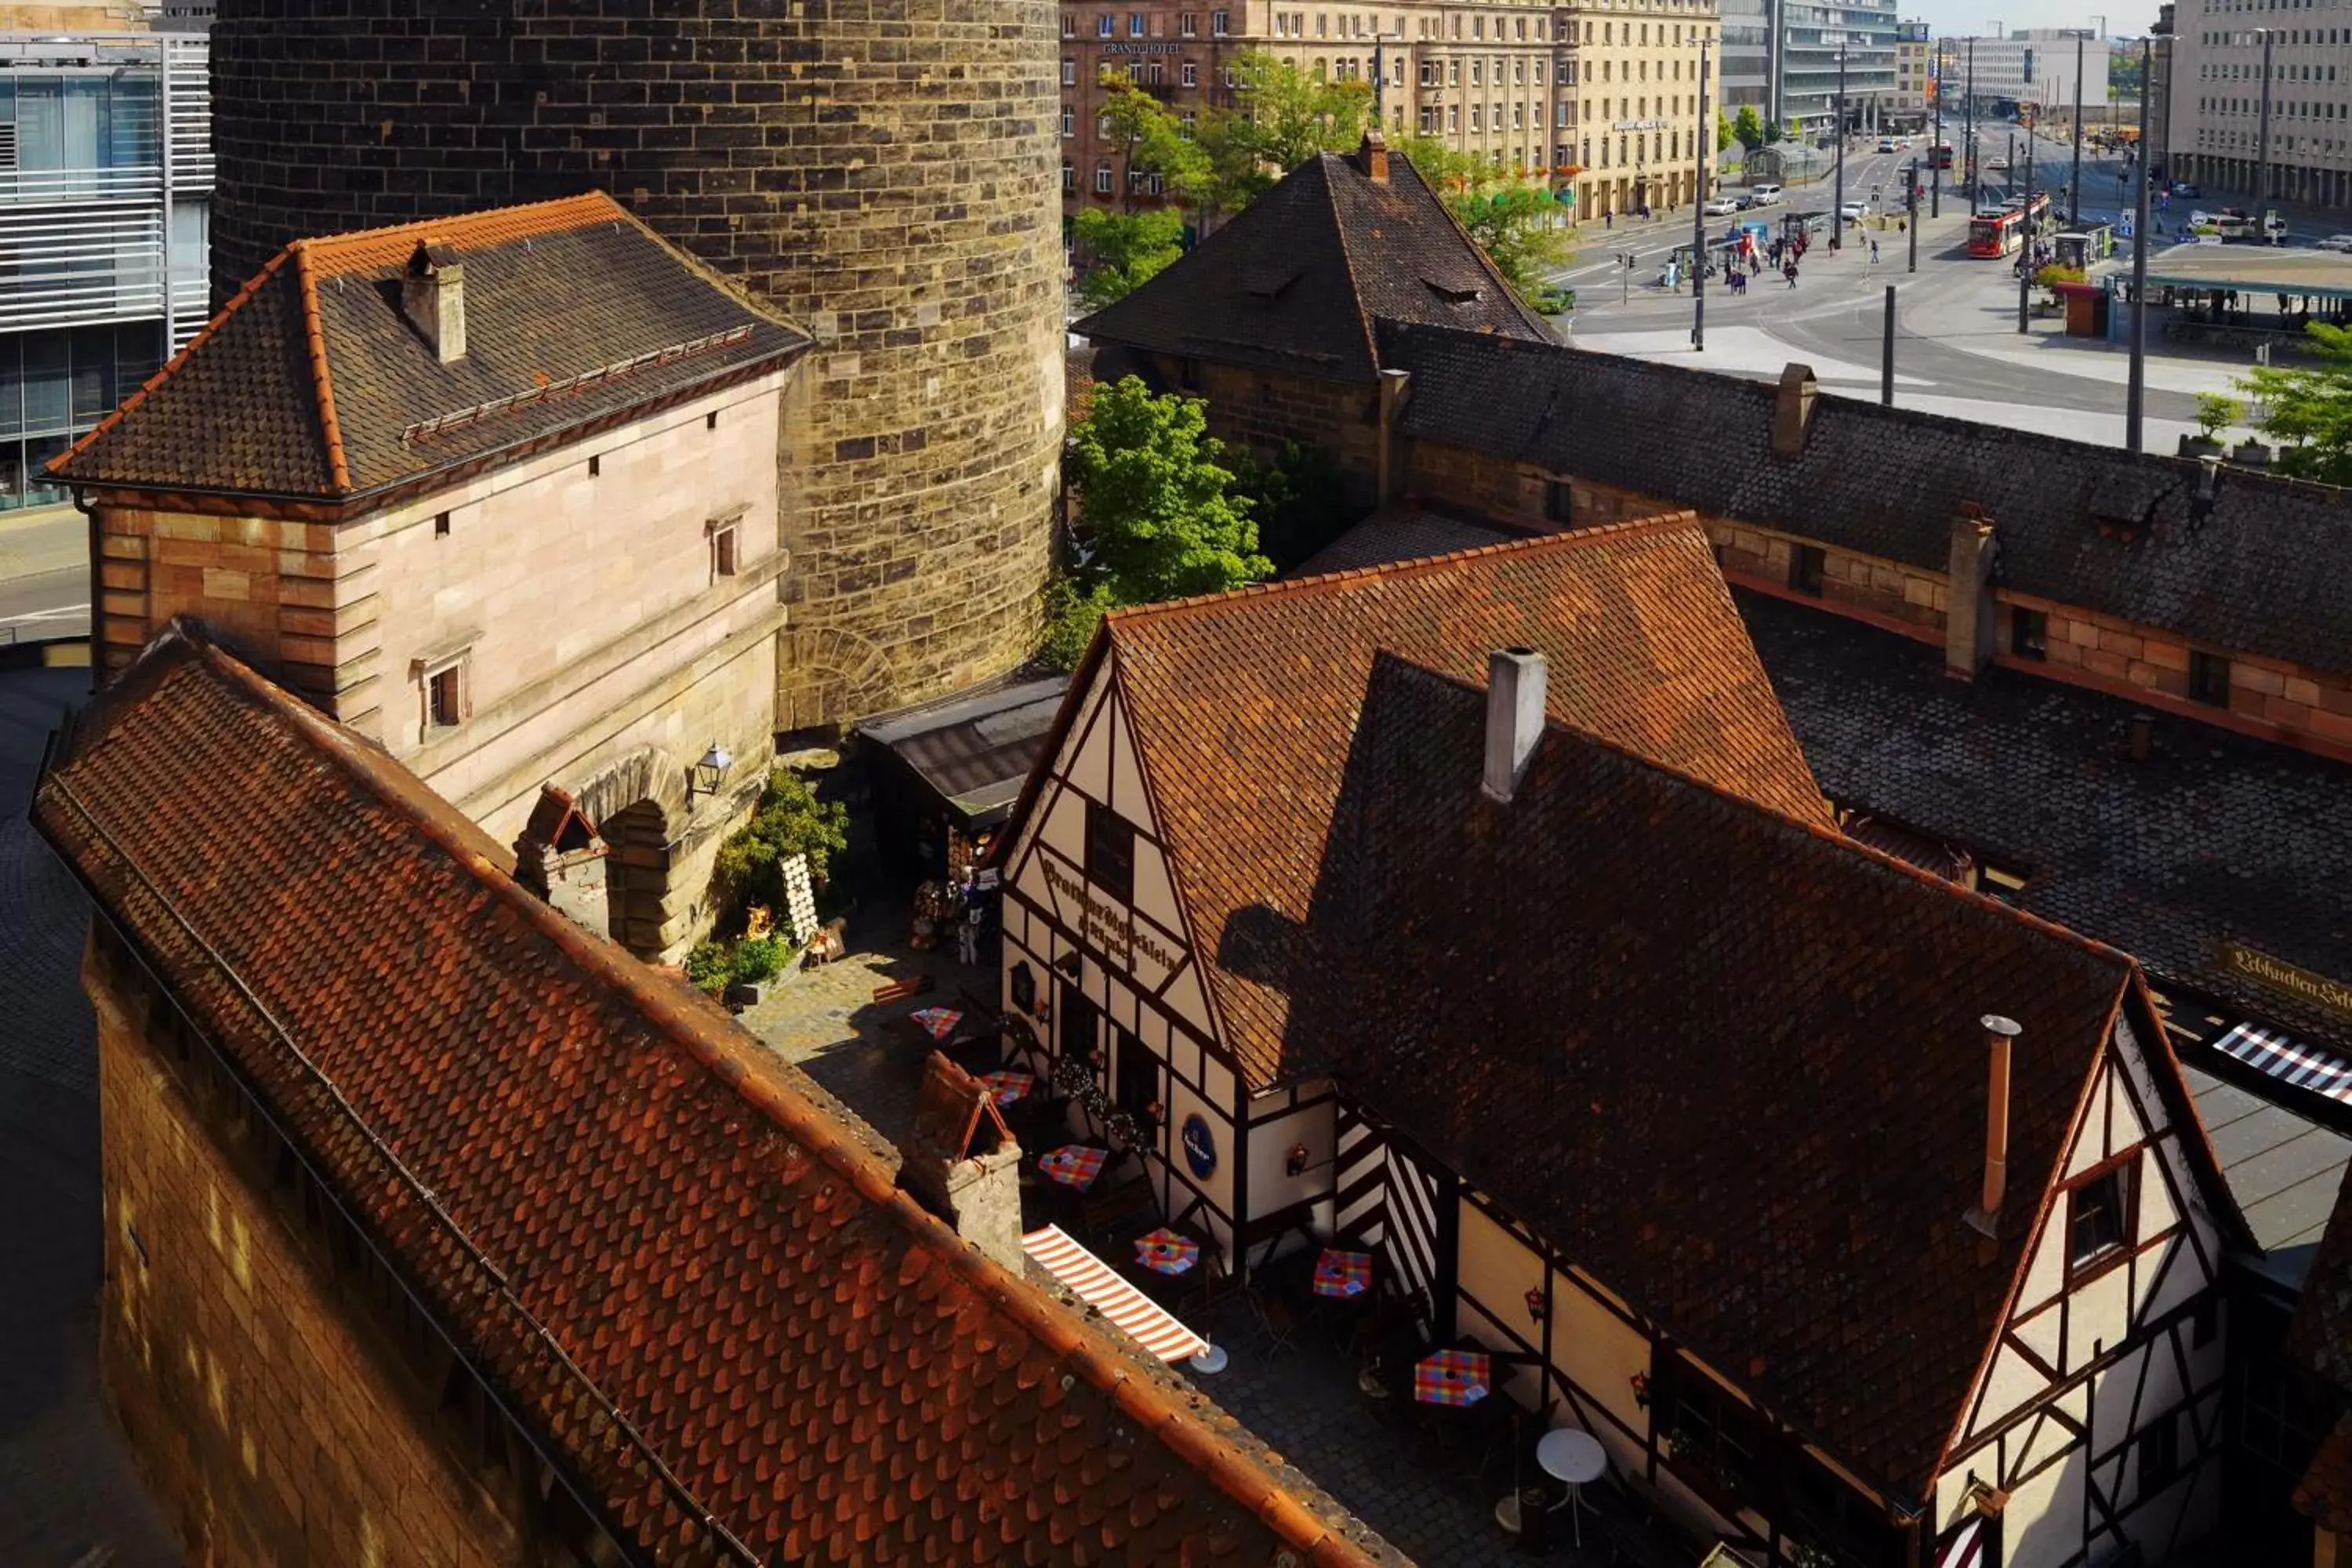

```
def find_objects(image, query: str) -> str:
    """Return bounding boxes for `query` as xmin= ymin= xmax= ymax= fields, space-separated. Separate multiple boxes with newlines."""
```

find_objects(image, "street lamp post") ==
xmin=1929 ymin=42 xmax=1943 ymax=217
xmin=2126 ymin=35 xmax=2151 ymax=453
xmin=1831 ymin=47 xmax=1848 ymax=249
xmin=1907 ymin=156 xmax=1919 ymax=270
xmin=2017 ymin=111 xmax=2034 ymax=332
xmin=2068 ymin=30 xmax=2085 ymax=223
xmin=1692 ymin=37 xmax=1710 ymax=351
xmin=1962 ymin=38 xmax=1976 ymax=199
xmin=2254 ymin=27 xmax=2274 ymax=209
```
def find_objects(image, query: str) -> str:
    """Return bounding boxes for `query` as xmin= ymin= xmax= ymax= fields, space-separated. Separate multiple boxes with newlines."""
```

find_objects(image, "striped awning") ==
xmin=2214 ymin=1022 xmax=2352 ymax=1107
xmin=1935 ymin=1519 xmax=1984 ymax=1568
xmin=1022 ymin=1225 xmax=1210 ymax=1363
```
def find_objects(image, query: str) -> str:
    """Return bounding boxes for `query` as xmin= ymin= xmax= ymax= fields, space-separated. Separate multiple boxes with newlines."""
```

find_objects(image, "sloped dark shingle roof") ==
xmin=33 ymin=623 xmax=1381 ymax=1568
xmin=55 ymin=193 xmax=808 ymax=503
xmin=1089 ymin=518 xmax=1831 ymax=1090
xmin=1076 ymin=143 xmax=1550 ymax=383
xmin=2291 ymin=1167 xmax=2352 ymax=1392
xmin=1302 ymin=655 xmax=2136 ymax=1505
xmin=1378 ymin=320 xmax=2352 ymax=678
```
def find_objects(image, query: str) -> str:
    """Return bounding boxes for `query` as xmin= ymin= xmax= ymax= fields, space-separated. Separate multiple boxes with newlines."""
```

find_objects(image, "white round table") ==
xmin=1536 ymin=1428 xmax=1606 ymax=1548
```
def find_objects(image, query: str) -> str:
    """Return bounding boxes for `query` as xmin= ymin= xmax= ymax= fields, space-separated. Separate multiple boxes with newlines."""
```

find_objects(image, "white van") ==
xmin=1748 ymin=183 xmax=1784 ymax=205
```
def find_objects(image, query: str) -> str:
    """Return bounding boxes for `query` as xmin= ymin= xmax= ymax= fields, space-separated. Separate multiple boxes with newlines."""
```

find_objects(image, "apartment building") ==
xmin=1775 ymin=0 xmax=1897 ymax=133
xmin=2164 ymin=0 xmax=2352 ymax=213
xmin=0 ymin=24 xmax=208 ymax=511
xmin=1954 ymin=29 xmax=2112 ymax=118
xmin=1060 ymin=0 xmax=1716 ymax=235
xmin=1893 ymin=19 xmax=1931 ymax=122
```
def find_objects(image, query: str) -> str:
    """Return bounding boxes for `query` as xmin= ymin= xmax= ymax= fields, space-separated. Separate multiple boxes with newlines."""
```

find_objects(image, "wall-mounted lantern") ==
xmin=687 ymin=743 xmax=732 ymax=801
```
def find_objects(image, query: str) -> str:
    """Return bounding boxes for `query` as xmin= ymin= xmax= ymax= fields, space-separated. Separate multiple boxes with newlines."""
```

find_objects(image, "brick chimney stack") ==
xmin=1963 ymin=1015 xmax=2023 ymax=1240
xmin=898 ymin=1052 xmax=1025 ymax=1273
xmin=1945 ymin=504 xmax=2001 ymax=681
xmin=1481 ymin=647 xmax=1548 ymax=804
xmin=401 ymin=240 xmax=466 ymax=365
xmin=1359 ymin=128 xmax=1390 ymax=184
xmin=1770 ymin=364 xmax=1818 ymax=457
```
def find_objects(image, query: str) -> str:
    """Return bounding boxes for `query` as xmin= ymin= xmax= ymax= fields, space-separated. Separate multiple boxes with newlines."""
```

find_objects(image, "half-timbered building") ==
xmin=991 ymin=521 xmax=2252 ymax=1568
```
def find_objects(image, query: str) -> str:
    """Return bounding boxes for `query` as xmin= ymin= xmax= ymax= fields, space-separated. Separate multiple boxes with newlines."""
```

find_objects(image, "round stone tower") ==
xmin=208 ymin=1 xmax=1062 ymax=726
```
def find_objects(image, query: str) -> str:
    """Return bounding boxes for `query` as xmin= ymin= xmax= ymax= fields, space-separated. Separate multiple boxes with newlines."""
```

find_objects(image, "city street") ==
xmin=0 ymin=508 xmax=88 ymax=649
xmin=1537 ymin=125 xmax=2280 ymax=451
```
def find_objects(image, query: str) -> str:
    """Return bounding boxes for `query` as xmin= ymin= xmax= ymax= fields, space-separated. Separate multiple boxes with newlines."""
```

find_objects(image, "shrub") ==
xmin=1036 ymin=573 xmax=1113 ymax=671
xmin=1231 ymin=441 xmax=1353 ymax=575
xmin=684 ymin=941 xmax=732 ymax=994
xmin=713 ymin=769 xmax=850 ymax=923
xmin=729 ymin=936 xmax=788 ymax=985
xmin=2194 ymin=392 xmax=2241 ymax=442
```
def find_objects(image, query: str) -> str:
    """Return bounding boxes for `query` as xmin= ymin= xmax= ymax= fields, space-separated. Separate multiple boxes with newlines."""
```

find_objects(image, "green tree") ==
xmin=1065 ymin=376 xmax=1270 ymax=604
xmin=713 ymin=769 xmax=851 ymax=922
xmin=1399 ymin=136 xmax=1573 ymax=295
xmin=1733 ymin=105 xmax=1769 ymax=153
xmin=2241 ymin=323 xmax=2352 ymax=484
xmin=1196 ymin=49 xmax=1374 ymax=213
xmin=1072 ymin=207 xmax=1187 ymax=308
xmin=1231 ymin=441 xmax=1353 ymax=572
xmin=1715 ymin=109 xmax=1733 ymax=157
xmin=1098 ymin=70 xmax=1212 ymax=212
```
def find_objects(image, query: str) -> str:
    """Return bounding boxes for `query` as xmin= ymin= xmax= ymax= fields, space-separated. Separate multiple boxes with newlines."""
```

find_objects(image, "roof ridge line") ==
xmin=293 ymin=189 xmax=623 ymax=260
xmin=288 ymin=240 xmax=354 ymax=493
xmin=1315 ymin=151 xmax=1385 ymax=382
xmin=47 ymin=248 xmax=298 ymax=485
xmin=1106 ymin=510 xmax=1702 ymax=629
xmin=1383 ymin=151 xmax=1552 ymax=338
xmin=158 ymin=624 xmax=1373 ymax=1568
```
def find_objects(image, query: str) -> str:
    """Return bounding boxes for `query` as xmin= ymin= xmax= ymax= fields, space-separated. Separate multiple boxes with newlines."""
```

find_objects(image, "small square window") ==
xmin=2012 ymin=607 xmax=2048 ymax=660
xmin=713 ymin=524 xmax=739 ymax=578
xmin=706 ymin=410 xmax=719 ymax=431
xmin=1085 ymin=798 xmax=1135 ymax=902
xmin=587 ymin=453 xmax=601 ymax=478
xmin=427 ymin=663 xmax=464 ymax=729
xmin=1544 ymin=479 xmax=1573 ymax=524
xmin=1790 ymin=544 xmax=1826 ymax=597
xmin=2067 ymin=1163 xmax=2135 ymax=1272
xmin=434 ymin=511 xmax=451 ymax=539
xmin=2188 ymin=650 xmax=2230 ymax=706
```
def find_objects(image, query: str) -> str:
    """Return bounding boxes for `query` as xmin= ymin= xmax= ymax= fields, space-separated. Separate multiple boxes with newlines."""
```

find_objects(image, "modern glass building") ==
xmin=1719 ymin=0 xmax=1774 ymax=118
xmin=0 ymin=30 xmax=209 ymax=511
xmin=1775 ymin=0 xmax=1897 ymax=134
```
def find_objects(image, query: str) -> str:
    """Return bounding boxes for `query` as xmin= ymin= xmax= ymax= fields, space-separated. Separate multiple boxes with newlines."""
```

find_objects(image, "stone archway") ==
xmin=775 ymin=625 xmax=895 ymax=734
xmin=568 ymin=748 xmax=692 ymax=963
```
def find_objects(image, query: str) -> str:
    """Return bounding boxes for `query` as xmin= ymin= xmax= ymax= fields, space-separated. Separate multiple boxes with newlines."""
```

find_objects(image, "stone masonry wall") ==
xmin=209 ymin=0 xmax=1065 ymax=728
xmin=86 ymin=935 xmax=554 ymax=1568
xmin=1149 ymin=356 xmax=1382 ymax=513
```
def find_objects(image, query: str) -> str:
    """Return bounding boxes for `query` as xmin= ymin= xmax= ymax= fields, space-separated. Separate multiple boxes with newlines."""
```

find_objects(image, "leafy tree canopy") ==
xmin=1096 ymin=71 xmax=1212 ymax=209
xmin=1065 ymin=376 xmax=1272 ymax=604
xmin=1399 ymin=136 xmax=1573 ymax=294
xmin=2242 ymin=322 xmax=2352 ymax=485
xmin=1072 ymin=207 xmax=1187 ymax=308
xmin=713 ymin=769 xmax=851 ymax=926
xmin=1195 ymin=50 xmax=1373 ymax=212
xmin=1733 ymin=105 xmax=1769 ymax=152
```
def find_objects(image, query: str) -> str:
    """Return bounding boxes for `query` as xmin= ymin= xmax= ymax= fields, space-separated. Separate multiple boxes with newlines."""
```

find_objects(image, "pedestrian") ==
xmin=1605 ymin=209 xmax=1613 ymax=228
xmin=1785 ymin=260 xmax=1798 ymax=288
xmin=1870 ymin=238 xmax=1881 ymax=265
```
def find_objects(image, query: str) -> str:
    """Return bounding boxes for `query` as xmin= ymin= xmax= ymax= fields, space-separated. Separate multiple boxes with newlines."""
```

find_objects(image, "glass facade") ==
xmin=1776 ymin=0 xmax=1899 ymax=133
xmin=0 ymin=32 xmax=209 ymax=511
xmin=1720 ymin=0 xmax=1775 ymax=115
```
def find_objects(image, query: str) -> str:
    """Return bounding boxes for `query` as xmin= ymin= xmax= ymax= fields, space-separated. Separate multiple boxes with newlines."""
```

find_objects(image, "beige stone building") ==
xmin=54 ymin=193 xmax=809 ymax=964
xmin=1060 ymin=0 xmax=1717 ymax=232
xmin=2164 ymin=0 xmax=2352 ymax=213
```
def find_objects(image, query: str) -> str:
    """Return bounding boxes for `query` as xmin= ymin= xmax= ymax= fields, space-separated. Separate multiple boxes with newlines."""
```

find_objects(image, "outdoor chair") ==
xmin=1246 ymin=1284 xmax=1300 ymax=1359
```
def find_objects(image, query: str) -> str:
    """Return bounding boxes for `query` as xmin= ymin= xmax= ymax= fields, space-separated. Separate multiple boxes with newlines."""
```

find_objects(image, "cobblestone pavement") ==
xmin=0 ymin=666 xmax=178 ymax=1567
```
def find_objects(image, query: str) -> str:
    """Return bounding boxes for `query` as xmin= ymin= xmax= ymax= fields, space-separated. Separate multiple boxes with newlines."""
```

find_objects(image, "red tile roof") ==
xmin=53 ymin=193 xmax=807 ymax=506
xmin=1055 ymin=517 xmax=1833 ymax=1089
xmin=34 ymin=622 xmax=1382 ymax=1568
xmin=1298 ymin=652 xmax=2141 ymax=1504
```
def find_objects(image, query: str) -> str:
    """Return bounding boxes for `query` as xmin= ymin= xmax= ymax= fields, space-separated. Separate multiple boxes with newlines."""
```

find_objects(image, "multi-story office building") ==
xmin=1892 ymin=19 xmax=1931 ymax=123
xmin=1953 ymin=30 xmax=2111 ymax=119
xmin=2164 ymin=0 xmax=2350 ymax=213
xmin=1774 ymin=0 xmax=1897 ymax=134
xmin=1059 ymin=0 xmax=1715 ymax=236
xmin=1717 ymin=0 xmax=1771 ymax=121
xmin=0 ymin=24 xmax=207 ymax=510
xmin=2146 ymin=4 xmax=2174 ymax=182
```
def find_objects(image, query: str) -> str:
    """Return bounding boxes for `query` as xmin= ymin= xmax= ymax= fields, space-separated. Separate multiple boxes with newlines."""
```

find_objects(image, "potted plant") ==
xmin=2180 ymin=393 xmax=2238 ymax=458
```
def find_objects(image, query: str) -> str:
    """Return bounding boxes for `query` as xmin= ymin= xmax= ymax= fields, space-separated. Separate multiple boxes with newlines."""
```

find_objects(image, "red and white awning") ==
xmin=2214 ymin=1022 xmax=2352 ymax=1107
xmin=1936 ymin=1519 xmax=1984 ymax=1568
xmin=1022 ymin=1225 xmax=1210 ymax=1363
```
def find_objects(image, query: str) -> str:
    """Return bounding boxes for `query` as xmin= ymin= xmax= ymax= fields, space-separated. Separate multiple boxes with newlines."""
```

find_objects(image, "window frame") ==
xmin=2187 ymin=648 xmax=2231 ymax=707
xmin=1790 ymin=543 xmax=1827 ymax=597
xmin=2063 ymin=1153 xmax=2139 ymax=1283
xmin=2011 ymin=605 xmax=2049 ymax=660
xmin=421 ymin=651 xmax=470 ymax=733
xmin=1085 ymin=797 xmax=1137 ymax=903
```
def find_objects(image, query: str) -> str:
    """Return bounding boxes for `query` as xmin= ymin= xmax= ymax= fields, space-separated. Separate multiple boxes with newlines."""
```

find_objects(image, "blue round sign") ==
xmin=1180 ymin=1113 xmax=1217 ymax=1180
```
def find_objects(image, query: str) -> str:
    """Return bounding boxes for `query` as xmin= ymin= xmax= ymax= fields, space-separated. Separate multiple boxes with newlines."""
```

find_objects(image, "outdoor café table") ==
xmin=1134 ymin=1228 xmax=1201 ymax=1276
xmin=1537 ymin=1427 xmax=1607 ymax=1548
xmin=908 ymin=1006 xmax=963 ymax=1041
xmin=978 ymin=1069 xmax=1035 ymax=1107
xmin=1038 ymin=1144 xmax=1109 ymax=1192
xmin=1312 ymin=1247 xmax=1372 ymax=1299
xmin=1413 ymin=1348 xmax=1490 ymax=1406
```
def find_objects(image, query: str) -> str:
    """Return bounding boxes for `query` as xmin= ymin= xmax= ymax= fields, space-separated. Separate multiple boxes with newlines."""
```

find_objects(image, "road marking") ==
xmin=1 ymin=603 xmax=90 ymax=624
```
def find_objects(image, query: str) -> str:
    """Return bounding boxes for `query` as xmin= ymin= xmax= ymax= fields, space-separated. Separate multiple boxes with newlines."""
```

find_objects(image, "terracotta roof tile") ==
xmin=1300 ymin=655 xmax=2136 ymax=1501
xmin=55 ymin=193 xmax=809 ymax=506
xmin=1087 ymin=518 xmax=1831 ymax=1088
xmin=34 ymin=622 xmax=1378 ymax=1568
xmin=1076 ymin=142 xmax=1550 ymax=383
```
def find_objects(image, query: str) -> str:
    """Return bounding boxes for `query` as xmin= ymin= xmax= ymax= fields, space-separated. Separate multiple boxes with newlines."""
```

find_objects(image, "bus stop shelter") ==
xmin=2110 ymin=245 xmax=2352 ymax=350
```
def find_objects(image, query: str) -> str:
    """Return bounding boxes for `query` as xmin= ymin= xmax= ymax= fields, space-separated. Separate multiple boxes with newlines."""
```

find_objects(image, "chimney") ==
xmin=1482 ymin=647 xmax=1548 ymax=804
xmin=401 ymin=240 xmax=466 ymax=365
xmin=897 ymin=1051 xmax=1025 ymax=1273
xmin=1359 ymin=127 xmax=1390 ymax=184
xmin=1770 ymin=363 xmax=1819 ymax=458
xmin=1376 ymin=367 xmax=1410 ymax=504
xmin=1944 ymin=504 xmax=2000 ymax=681
xmin=1962 ymin=1016 xmax=2023 ymax=1240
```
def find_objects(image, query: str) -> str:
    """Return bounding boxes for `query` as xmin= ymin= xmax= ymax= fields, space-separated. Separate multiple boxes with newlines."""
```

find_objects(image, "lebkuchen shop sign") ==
xmin=2219 ymin=942 xmax=2352 ymax=1024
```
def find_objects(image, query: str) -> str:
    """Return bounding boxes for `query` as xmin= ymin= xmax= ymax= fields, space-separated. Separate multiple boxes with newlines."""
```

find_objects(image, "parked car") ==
xmin=2313 ymin=234 xmax=2352 ymax=253
xmin=1877 ymin=138 xmax=1897 ymax=154
xmin=1839 ymin=201 xmax=1868 ymax=223
xmin=1748 ymin=183 xmax=1784 ymax=205
xmin=1703 ymin=195 xmax=1740 ymax=216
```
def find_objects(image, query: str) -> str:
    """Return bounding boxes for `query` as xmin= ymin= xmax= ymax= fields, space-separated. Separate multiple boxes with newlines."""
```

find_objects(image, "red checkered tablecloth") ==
xmin=909 ymin=1006 xmax=963 ymax=1040
xmin=1312 ymin=1247 xmax=1372 ymax=1299
xmin=1414 ymin=1348 xmax=1491 ymax=1406
xmin=1134 ymin=1228 xmax=1201 ymax=1276
xmin=1039 ymin=1145 xmax=1109 ymax=1191
xmin=979 ymin=1070 xmax=1035 ymax=1107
